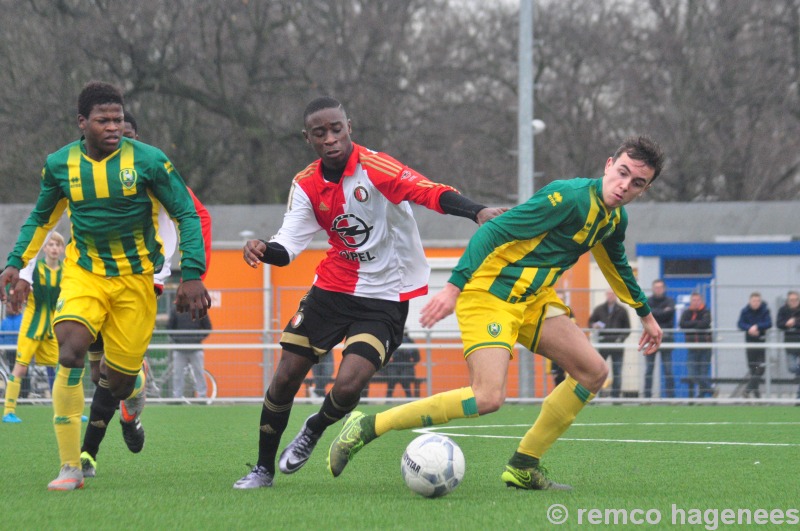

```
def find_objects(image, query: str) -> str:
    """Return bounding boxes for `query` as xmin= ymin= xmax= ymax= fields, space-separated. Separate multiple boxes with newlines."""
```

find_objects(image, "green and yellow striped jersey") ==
xmin=24 ymin=259 xmax=62 ymax=340
xmin=449 ymin=177 xmax=651 ymax=317
xmin=7 ymin=137 xmax=205 ymax=280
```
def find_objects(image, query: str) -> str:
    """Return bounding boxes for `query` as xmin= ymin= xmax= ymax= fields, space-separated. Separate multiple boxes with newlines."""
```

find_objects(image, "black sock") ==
xmin=81 ymin=378 xmax=118 ymax=458
xmin=256 ymin=390 xmax=293 ymax=473
xmin=306 ymin=390 xmax=359 ymax=434
xmin=508 ymin=451 xmax=540 ymax=469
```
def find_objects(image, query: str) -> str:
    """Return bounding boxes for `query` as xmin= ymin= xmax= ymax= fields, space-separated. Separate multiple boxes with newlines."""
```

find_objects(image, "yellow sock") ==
xmin=52 ymin=366 xmax=85 ymax=468
xmin=375 ymin=387 xmax=478 ymax=436
xmin=3 ymin=375 xmax=21 ymax=416
xmin=518 ymin=375 xmax=595 ymax=459
xmin=125 ymin=367 xmax=146 ymax=400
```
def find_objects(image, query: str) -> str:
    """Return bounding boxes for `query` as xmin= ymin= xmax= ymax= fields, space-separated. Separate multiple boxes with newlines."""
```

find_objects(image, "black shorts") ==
xmin=280 ymin=286 xmax=409 ymax=370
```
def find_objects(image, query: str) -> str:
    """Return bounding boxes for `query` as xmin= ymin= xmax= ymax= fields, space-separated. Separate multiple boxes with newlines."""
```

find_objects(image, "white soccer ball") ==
xmin=400 ymin=433 xmax=465 ymax=498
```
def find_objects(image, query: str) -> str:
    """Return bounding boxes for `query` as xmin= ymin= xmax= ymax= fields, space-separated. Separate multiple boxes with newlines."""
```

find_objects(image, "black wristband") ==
xmin=257 ymin=240 xmax=290 ymax=266
xmin=439 ymin=191 xmax=487 ymax=223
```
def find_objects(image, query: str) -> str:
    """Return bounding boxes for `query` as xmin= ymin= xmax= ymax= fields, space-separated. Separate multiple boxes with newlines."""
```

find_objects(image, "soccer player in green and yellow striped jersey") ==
xmin=2 ymin=232 xmax=64 ymax=423
xmin=329 ymin=135 xmax=666 ymax=491
xmin=0 ymin=81 xmax=211 ymax=491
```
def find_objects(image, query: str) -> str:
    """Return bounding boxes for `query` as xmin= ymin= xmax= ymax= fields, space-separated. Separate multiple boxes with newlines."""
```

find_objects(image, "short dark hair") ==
xmin=78 ymin=81 xmax=124 ymax=119
xmin=123 ymin=110 xmax=138 ymax=133
xmin=303 ymin=96 xmax=345 ymax=123
xmin=613 ymin=135 xmax=665 ymax=182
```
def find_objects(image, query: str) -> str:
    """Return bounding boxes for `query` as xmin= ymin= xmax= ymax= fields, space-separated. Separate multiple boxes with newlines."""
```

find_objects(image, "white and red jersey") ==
xmin=156 ymin=187 xmax=212 ymax=288
xmin=271 ymin=143 xmax=457 ymax=302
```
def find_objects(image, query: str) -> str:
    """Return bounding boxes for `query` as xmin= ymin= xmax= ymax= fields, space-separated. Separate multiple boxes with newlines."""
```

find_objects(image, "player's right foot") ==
xmin=500 ymin=464 xmax=572 ymax=491
xmin=327 ymin=411 xmax=376 ymax=477
xmin=2 ymin=412 xmax=22 ymax=423
xmin=120 ymin=393 xmax=145 ymax=453
xmin=47 ymin=465 xmax=84 ymax=491
xmin=80 ymin=451 xmax=97 ymax=478
xmin=279 ymin=414 xmax=323 ymax=474
xmin=233 ymin=465 xmax=273 ymax=489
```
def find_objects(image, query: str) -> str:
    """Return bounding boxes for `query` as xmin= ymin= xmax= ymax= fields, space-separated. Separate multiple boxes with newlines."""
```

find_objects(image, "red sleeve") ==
xmin=187 ymin=187 xmax=212 ymax=280
xmin=357 ymin=146 xmax=456 ymax=213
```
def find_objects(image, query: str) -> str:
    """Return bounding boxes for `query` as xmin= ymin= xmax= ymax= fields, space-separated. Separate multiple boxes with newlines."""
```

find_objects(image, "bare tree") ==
xmin=0 ymin=0 xmax=797 ymax=204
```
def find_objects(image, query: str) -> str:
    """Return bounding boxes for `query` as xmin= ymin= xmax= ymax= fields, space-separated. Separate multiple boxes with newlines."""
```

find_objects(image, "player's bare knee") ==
xmin=580 ymin=362 xmax=608 ymax=393
xmin=474 ymin=387 xmax=505 ymax=414
xmin=330 ymin=380 xmax=365 ymax=403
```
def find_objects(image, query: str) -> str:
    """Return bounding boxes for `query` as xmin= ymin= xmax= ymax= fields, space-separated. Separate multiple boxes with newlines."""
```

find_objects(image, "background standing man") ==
xmin=589 ymin=290 xmax=631 ymax=398
xmin=644 ymin=279 xmax=676 ymax=398
xmin=680 ymin=292 xmax=713 ymax=399
xmin=167 ymin=303 xmax=212 ymax=399
xmin=776 ymin=290 xmax=800 ymax=399
xmin=737 ymin=292 xmax=772 ymax=398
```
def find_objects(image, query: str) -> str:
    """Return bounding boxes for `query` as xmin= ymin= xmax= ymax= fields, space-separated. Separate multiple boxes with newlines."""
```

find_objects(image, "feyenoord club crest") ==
xmin=487 ymin=322 xmax=502 ymax=338
xmin=353 ymin=185 xmax=369 ymax=202
xmin=290 ymin=312 xmax=304 ymax=328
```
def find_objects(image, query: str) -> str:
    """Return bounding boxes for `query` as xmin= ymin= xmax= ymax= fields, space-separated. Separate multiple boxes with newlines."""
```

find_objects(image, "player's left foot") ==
xmin=120 ymin=390 xmax=146 ymax=453
xmin=2 ymin=412 xmax=22 ymax=423
xmin=80 ymin=451 xmax=97 ymax=478
xmin=501 ymin=464 xmax=572 ymax=491
xmin=327 ymin=411 xmax=376 ymax=477
xmin=233 ymin=465 xmax=273 ymax=489
xmin=279 ymin=414 xmax=323 ymax=474
xmin=47 ymin=465 xmax=84 ymax=491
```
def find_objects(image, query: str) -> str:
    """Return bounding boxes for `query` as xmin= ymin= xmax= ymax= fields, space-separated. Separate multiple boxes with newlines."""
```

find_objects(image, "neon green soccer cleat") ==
xmin=80 ymin=451 xmax=97 ymax=478
xmin=501 ymin=464 xmax=572 ymax=491
xmin=327 ymin=411 xmax=376 ymax=477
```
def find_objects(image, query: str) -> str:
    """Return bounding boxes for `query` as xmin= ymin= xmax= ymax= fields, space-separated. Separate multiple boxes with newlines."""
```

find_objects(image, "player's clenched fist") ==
xmin=243 ymin=239 xmax=267 ymax=268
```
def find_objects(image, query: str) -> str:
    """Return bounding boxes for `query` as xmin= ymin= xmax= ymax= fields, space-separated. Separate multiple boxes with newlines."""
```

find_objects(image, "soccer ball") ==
xmin=401 ymin=433 xmax=465 ymax=498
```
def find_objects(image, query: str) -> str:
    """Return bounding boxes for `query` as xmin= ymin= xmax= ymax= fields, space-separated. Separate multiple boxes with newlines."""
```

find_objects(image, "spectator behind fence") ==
xmin=589 ymin=290 xmax=631 ymax=398
xmin=383 ymin=329 xmax=421 ymax=398
xmin=680 ymin=292 xmax=713 ymax=399
xmin=737 ymin=292 xmax=772 ymax=399
xmin=644 ymin=279 xmax=676 ymax=398
xmin=167 ymin=304 xmax=212 ymax=399
xmin=776 ymin=290 xmax=800 ymax=399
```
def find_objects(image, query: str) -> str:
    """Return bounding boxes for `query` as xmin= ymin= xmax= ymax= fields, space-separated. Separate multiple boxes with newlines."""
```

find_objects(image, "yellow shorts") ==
xmin=54 ymin=261 xmax=156 ymax=376
xmin=15 ymin=304 xmax=58 ymax=366
xmin=455 ymin=286 xmax=569 ymax=358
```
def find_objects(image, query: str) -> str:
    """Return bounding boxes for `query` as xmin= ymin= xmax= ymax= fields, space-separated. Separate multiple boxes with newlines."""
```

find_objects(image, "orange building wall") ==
xmin=203 ymin=249 xmax=266 ymax=397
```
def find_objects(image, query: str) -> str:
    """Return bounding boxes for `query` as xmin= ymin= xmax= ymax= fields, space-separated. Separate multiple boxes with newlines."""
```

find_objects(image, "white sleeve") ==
xmin=19 ymin=259 xmax=37 ymax=284
xmin=19 ymin=229 xmax=55 ymax=284
xmin=155 ymin=206 xmax=177 ymax=285
xmin=269 ymin=183 xmax=322 ymax=261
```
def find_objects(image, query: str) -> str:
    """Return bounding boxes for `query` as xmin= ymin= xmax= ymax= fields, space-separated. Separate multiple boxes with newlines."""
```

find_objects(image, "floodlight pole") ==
xmin=517 ymin=0 xmax=534 ymax=205
xmin=518 ymin=0 xmax=536 ymax=398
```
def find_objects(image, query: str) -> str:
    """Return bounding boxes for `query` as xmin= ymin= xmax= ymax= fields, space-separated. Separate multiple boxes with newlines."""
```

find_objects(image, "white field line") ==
xmin=413 ymin=422 xmax=800 ymax=447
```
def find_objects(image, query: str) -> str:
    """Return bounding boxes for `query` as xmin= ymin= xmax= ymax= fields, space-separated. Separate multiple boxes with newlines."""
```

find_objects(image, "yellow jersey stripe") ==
xmin=68 ymin=146 xmax=83 ymax=202
xmin=91 ymin=157 xmax=110 ymax=198
xmin=573 ymin=197 xmax=599 ymax=245
xmin=591 ymin=243 xmax=637 ymax=306
xmin=466 ymin=239 xmax=520 ymax=293
xmin=504 ymin=234 xmax=547 ymax=298
xmin=120 ymin=143 xmax=137 ymax=196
